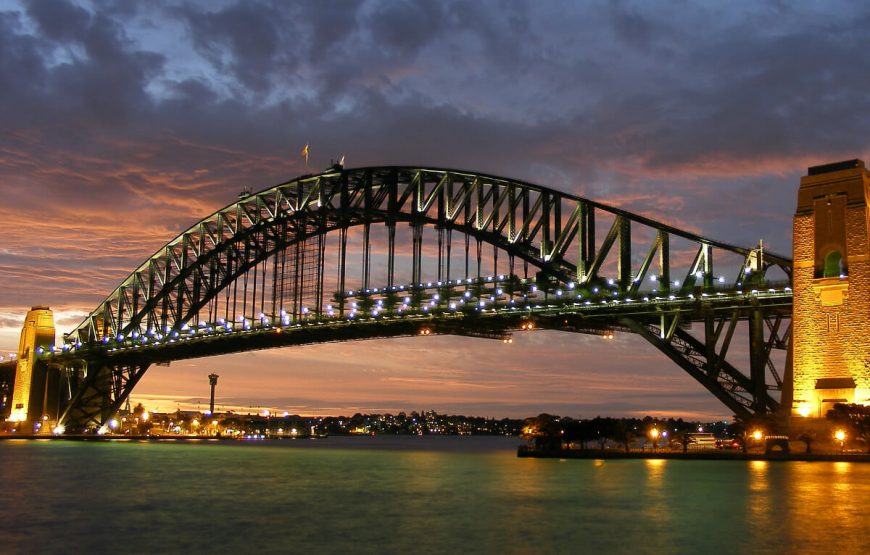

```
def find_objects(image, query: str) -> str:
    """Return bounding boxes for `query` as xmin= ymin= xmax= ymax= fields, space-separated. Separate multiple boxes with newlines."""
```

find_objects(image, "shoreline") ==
xmin=0 ymin=434 xmax=293 ymax=442
xmin=517 ymin=447 xmax=870 ymax=462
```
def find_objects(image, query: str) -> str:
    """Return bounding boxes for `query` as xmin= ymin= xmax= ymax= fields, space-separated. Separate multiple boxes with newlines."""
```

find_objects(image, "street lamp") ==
xmin=650 ymin=427 xmax=660 ymax=452
xmin=835 ymin=429 xmax=846 ymax=452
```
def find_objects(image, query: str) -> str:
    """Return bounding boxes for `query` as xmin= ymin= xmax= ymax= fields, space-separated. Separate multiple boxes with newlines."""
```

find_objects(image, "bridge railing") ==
xmin=35 ymin=271 xmax=794 ymax=358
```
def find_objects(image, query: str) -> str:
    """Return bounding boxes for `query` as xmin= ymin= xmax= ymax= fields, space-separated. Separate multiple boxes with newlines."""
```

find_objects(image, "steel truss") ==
xmin=47 ymin=166 xmax=792 ymax=431
xmin=621 ymin=307 xmax=790 ymax=420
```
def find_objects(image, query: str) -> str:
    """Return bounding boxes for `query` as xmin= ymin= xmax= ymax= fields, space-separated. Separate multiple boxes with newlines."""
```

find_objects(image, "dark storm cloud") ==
xmin=364 ymin=1 xmax=448 ymax=56
xmin=180 ymin=2 xmax=289 ymax=93
xmin=6 ymin=0 xmax=869 ymax=186
xmin=642 ymin=18 xmax=870 ymax=169
xmin=26 ymin=0 xmax=91 ymax=43
xmin=2 ymin=0 xmax=162 ymax=128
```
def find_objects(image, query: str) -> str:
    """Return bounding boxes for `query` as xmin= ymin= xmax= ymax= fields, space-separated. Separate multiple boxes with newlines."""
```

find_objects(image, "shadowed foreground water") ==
xmin=0 ymin=436 xmax=867 ymax=554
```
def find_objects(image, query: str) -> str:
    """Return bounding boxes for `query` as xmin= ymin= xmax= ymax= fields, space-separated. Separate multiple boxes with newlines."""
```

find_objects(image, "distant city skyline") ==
xmin=2 ymin=1 xmax=870 ymax=419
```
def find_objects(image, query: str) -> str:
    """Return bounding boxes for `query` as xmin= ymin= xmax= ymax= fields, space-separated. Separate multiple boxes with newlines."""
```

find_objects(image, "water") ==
xmin=1 ymin=436 xmax=868 ymax=554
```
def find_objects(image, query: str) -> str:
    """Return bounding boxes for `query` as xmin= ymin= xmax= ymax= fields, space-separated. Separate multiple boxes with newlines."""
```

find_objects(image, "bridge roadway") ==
xmin=38 ymin=280 xmax=792 ymax=367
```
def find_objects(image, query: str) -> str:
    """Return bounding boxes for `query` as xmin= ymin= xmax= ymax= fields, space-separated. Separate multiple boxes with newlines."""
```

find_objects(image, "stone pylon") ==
xmin=789 ymin=160 xmax=870 ymax=419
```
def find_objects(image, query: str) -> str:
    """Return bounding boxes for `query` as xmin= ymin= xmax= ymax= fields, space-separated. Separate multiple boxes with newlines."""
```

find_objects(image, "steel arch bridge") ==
xmin=35 ymin=165 xmax=793 ymax=432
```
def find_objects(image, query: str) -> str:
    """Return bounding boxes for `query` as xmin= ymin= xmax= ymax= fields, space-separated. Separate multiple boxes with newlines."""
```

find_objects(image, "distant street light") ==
xmin=650 ymin=427 xmax=660 ymax=452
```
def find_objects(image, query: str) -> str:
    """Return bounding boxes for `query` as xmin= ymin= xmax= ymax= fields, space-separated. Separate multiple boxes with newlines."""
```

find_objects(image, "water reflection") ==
xmin=745 ymin=460 xmax=776 ymax=545
xmin=780 ymin=461 xmax=865 ymax=552
xmin=642 ymin=459 xmax=672 ymax=545
xmin=644 ymin=458 xmax=666 ymax=481
xmin=748 ymin=460 xmax=770 ymax=495
xmin=2 ymin=442 xmax=870 ymax=553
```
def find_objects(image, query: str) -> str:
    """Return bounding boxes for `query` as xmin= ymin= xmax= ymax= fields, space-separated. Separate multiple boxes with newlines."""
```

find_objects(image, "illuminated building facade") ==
xmin=9 ymin=306 xmax=55 ymax=422
xmin=790 ymin=160 xmax=870 ymax=417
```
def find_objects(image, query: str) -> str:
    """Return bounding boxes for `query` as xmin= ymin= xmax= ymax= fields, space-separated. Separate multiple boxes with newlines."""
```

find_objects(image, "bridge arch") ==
xmin=67 ymin=166 xmax=789 ymax=343
xmin=45 ymin=166 xmax=792 ymax=431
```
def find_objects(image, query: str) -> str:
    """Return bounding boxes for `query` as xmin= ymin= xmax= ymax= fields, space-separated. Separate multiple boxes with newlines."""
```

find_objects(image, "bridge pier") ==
xmin=748 ymin=307 xmax=767 ymax=414
xmin=8 ymin=306 xmax=55 ymax=426
xmin=789 ymin=160 xmax=870 ymax=420
xmin=58 ymin=361 xmax=150 ymax=433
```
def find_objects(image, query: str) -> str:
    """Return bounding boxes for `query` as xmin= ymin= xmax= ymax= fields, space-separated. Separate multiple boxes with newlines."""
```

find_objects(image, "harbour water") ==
xmin=1 ymin=436 xmax=868 ymax=554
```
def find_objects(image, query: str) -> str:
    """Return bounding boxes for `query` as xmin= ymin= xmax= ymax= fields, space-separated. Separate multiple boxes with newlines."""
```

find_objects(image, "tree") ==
xmin=611 ymin=420 xmax=634 ymax=452
xmin=590 ymin=416 xmax=616 ymax=449
xmin=523 ymin=414 xmax=562 ymax=451
xmin=575 ymin=419 xmax=599 ymax=450
xmin=675 ymin=431 xmax=692 ymax=453
xmin=827 ymin=403 xmax=870 ymax=452
xmin=797 ymin=432 xmax=815 ymax=454
xmin=129 ymin=403 xmax=152 ymax=435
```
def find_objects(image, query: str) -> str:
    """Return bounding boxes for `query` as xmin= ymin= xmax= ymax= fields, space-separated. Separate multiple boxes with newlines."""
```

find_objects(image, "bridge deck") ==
xmin=40 ymin=288 xmax=791 ymax=366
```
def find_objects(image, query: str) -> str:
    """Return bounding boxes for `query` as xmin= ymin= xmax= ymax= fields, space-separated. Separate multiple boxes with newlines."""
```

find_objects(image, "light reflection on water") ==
xmin=747 ymin=460 xmax=774 ymax=540
xmin=0 ymin=437 xmax=869 ymax=554
xmin=780 ymin=461 xmax=865 ymax=553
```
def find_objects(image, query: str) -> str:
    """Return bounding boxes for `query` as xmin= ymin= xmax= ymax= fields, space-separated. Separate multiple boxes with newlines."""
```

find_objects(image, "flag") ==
xmin=338 ymin=155 xmax=345 ymax=167
xmin=301 ymin=144 xmax=309 ymax=161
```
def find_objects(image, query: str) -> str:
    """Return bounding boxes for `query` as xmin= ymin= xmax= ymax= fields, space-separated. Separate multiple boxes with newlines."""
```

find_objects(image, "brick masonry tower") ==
xmin=790 ymin=159 xmax=870 ymax=418
xmin=10 ymin=306 xmax=55 ymax=423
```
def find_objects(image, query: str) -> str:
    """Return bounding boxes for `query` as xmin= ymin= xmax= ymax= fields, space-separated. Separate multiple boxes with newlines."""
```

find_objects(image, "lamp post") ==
xmin=835 ymin=429 xmax=846 ymax=453
xmin=749 ymin=429 xmax=764 ymax=453
xmin=650 ymin=427 xmax=660 ymax=452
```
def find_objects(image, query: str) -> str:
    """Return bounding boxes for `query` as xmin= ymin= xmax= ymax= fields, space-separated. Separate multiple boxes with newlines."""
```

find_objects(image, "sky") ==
xmin=2 ymin=0 xmax=870 ymax=420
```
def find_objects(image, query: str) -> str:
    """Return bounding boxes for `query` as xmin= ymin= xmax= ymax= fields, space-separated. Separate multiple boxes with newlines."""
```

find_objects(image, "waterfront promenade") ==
xmin=518 ymin=445 xmax=870 ymax=462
